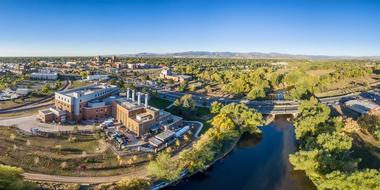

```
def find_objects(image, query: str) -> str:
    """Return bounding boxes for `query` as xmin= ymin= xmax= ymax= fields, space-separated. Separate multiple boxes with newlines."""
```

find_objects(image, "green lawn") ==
xmin=195 ymin=106 xmax=211 ymax=116
xmin=149 ymin=96 xmax=172 ymax=109
xmin=69 ymin=80 xmax=92 ymax=89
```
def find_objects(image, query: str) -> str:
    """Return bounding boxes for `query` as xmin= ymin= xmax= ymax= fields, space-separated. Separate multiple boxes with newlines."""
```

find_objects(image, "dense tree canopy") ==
xmin=294 ymin=98 xmax=331 ymax=140
xmin=290 ymin=99 xmax=380 ymax=190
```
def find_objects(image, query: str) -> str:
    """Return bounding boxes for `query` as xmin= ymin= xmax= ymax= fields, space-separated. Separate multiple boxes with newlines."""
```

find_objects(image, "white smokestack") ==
xmin=132 ymin=89 xmax=135 ymax=102
xmin=145 ymin=93 xmax=149 ymax=108
xmin=127 ymin=88 xmax=130 ymax=99
xmin=137 ymin=92 xmax=141 ymax=105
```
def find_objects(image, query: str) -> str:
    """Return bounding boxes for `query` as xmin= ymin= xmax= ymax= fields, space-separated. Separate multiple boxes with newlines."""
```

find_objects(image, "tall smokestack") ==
xmin=145 ymin=93 xmax=149 ymax=108
xmin=137 ymin=92 xmax=141 ymax=105
xmin=132 ymin=89 xmax=135 ymax=102
xmin=127 ymin=88 xmax=130 ymax=99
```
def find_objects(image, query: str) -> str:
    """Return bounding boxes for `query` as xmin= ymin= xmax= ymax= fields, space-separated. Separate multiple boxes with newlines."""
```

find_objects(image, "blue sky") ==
xmin=0 ymin=0 xmax=379 ymax=56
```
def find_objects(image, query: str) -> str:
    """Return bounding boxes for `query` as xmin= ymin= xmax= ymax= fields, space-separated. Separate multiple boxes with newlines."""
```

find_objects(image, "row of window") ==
xmin=57 ymin=96 xmax=70 ymax=103
xmin=56 ymin=101 xmax=70 ymax=110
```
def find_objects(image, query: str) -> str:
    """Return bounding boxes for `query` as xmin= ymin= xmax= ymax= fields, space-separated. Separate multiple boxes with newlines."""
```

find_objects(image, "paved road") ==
xmin=23 ymin=167 xmax=146 ymax=184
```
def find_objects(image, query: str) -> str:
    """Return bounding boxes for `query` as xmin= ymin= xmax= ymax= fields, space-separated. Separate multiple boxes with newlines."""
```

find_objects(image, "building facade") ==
xmin=30 ymin=70 xmax=58 ymax=80
xmin=38 ymin=86 xmax=183 ymax=138
xmin=112 ymin=90 xmax=159 ymax=136
xmin=54 ymin=83 xmax=119 ymax=122
xmin=160 ymin=68 xmax=192 ymax=83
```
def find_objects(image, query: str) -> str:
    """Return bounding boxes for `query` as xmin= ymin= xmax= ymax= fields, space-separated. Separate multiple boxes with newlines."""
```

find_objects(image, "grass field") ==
xmin=149 ymin=96 xmax=172 ymax=109
xmin=68 ymin=80 xmax=93 ymax=89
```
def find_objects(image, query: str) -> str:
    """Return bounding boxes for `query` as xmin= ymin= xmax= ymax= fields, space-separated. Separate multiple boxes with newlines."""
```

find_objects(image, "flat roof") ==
xmin=155 ymin=130 xmax=175 ymax=142
xmin=159 ymin=110 xmax=171 ymax=117
xmin=345 ymin=100 xmax=380 ymax=110
xmin=39 ymin=109 xmax=53 ymax=115
xmin=58 ymin=84 xmax=117 ymax=98
xmin=115 ymin=98 xmax=144 ymax=110
xmin=137 ymin=112 xmax=151 ymax=118
xmin=149 ymin=137 xmax=163 ymax=147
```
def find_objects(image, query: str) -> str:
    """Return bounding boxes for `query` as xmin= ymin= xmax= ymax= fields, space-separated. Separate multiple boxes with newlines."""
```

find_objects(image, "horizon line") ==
xmin=0 ymin=51 xmax=379 ymax=58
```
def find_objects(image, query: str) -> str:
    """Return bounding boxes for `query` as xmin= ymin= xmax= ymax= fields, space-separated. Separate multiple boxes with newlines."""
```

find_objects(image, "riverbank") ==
xmin=156 ymin=135 xmax=242 ymax=190
xmin=169 ymin=116 xmax=317 ymax=190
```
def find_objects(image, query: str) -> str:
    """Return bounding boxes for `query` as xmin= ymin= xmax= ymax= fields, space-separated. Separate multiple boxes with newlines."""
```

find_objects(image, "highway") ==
xmin=157 ymin=90 xmax=300 ymax=115
xmin=157 ymin=88 xmax=380 ymax=115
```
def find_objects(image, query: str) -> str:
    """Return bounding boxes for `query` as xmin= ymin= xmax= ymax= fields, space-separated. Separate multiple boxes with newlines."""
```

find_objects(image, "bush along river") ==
xmin=167 ymin=116 xmax=316 ymax=190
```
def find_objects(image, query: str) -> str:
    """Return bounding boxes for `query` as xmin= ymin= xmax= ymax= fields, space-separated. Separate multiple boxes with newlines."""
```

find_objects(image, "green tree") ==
xmin=117 ymin=177 xmax=151 ymax=190
xmin=172 ymin=94 xmax=196 ymax=117
xmin=41 ymin=84 xmax=51 ymax=94
xmin=147 ymin=152 xmax=181 ymax=181
xmin=211 ymin=113 xmax=239 ymax=139
xmin=0 ymin=164 xmax=36 ymax=190
xmin=316 ymin=132 xmax=352 ymax=152
xmin=80 ymin=71 xmax=88 ymax=79
xmin=210 ymin=101 xmax=223 ymax=114
xmin=182 ymin=94 xmax=195 ymax=110
xmin=320 ymin=169 xmax=380 ymax=190
xmin=294 ymin=98 xmax=330 ymax=140
xmin=219 ymin=103 xmax=264 ymax=134
xmin=246 ymin=86 xmax=266 ymax=100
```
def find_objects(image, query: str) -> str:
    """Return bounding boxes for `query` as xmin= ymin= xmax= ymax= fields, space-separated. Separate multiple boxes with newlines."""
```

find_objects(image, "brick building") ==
xmin=38 ymin=86 xmax=183 ymax=137
xmin=39 ymin=83 xmax=119 ymax=123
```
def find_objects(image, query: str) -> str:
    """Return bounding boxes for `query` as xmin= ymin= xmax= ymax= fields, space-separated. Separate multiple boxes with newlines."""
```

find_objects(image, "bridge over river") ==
xmin=157 ymin=90 xmax=377 ymax=116
xmin=157 ymin=91 xmax=300 ymax=115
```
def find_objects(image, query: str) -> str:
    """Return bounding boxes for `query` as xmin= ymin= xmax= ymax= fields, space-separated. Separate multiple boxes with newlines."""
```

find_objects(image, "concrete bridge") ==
xmin=157 ymin=91 xmax=300 ymax=115
xmin=156 ymin=89 xmax=379 ymax=116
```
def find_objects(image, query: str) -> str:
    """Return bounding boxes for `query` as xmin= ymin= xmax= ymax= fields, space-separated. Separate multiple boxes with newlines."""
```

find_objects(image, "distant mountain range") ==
xmin=115 ymin=51 xmax=380 ymax=60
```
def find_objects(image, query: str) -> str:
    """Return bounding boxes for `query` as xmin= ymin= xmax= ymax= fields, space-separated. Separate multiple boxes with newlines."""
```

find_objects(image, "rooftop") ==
xmin=345 ymin=99 xmax=380 ymax=114
xmin=39 ymin=109 xmax=53 ymax=115
xmin=115 ymin=98 xmax=144 ymax=110
xmin=155 ymin=130 xmax=175 ymax=142
xmin=345 ymin=99 xmax=380 ymax=110
xmin=58 ymin=84 xmax=117 ymax=98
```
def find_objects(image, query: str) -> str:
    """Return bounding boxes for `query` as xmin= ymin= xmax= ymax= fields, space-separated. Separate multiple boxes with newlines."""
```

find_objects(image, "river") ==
xmin=167 ymin=116 xmax=316 ymax=190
